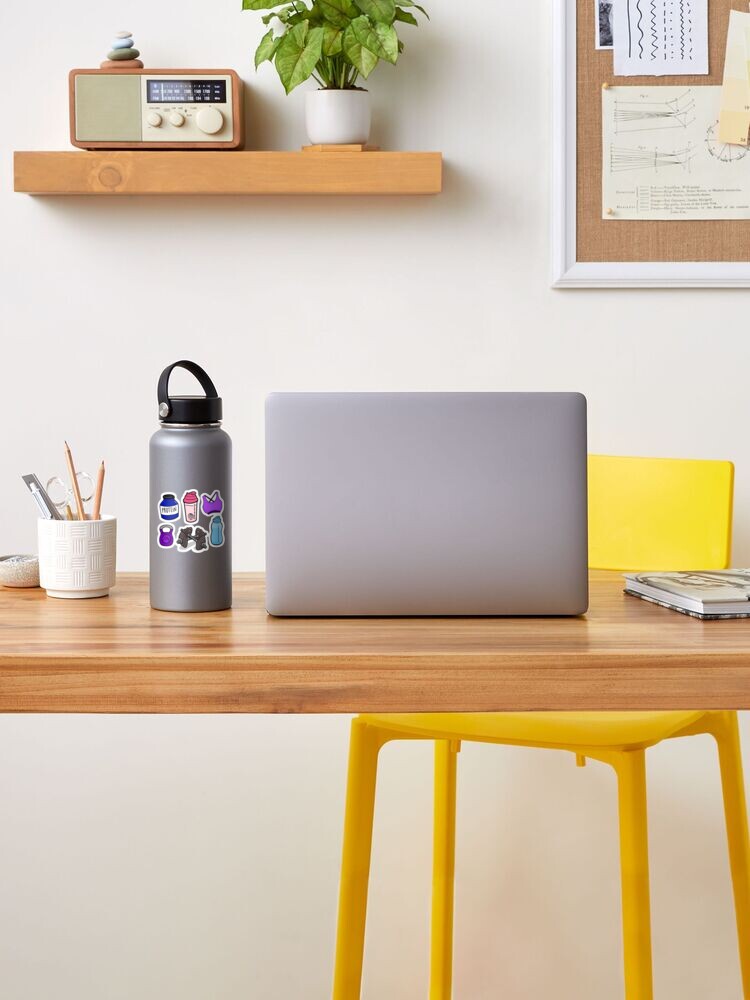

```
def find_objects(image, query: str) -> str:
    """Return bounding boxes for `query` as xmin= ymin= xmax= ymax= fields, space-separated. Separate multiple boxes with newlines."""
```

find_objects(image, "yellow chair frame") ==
xmin=332 ymin=456 xmax=749 ymax=1000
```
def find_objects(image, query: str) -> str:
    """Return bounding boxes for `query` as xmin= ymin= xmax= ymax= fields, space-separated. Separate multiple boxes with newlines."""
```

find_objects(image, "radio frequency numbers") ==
xmin=146 ymin=79 xmax=227 ymax=103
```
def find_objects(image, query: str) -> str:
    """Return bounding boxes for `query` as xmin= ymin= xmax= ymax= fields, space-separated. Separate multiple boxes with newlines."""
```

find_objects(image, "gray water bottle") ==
xmin=150 ymin=361 xmax=232 ymax=612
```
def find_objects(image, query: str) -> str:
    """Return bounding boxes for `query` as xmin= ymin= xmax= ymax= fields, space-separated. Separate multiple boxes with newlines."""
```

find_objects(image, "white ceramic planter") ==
xmin=305 ymin=89 xmax=371 ymax=145
xmin=38 ymin=515 xmax=117 ymax=599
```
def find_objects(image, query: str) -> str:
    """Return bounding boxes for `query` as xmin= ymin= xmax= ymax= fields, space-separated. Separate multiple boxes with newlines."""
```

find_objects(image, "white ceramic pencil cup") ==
xmin=37 ymin=516 xmax=117 ymax=599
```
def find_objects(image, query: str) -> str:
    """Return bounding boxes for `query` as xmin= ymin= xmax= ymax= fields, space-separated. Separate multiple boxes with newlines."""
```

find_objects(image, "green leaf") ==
xmin=321 ymin=24 xmax=344 ymax=55
xmin=255 ymin=28 xmax=283 ymax=67
xmin=354 ymin=0 xmax=396 ymax=23
xmin=275 ymin=22 xmax=325 ymax=92
xmin=342 ymin=22 xmax=379 ymax=76
xmin=394 ymin=0 xmax=428 ymax=16
xmin=243 ymin=0 xmax=287 ymax=9
xmin=394 ymin=7 xmax=417 ymax=25
xmin=350 ymin=14 xmax=398 ymax=63
xmin=317 ymin=0 xmax=358 ymax=27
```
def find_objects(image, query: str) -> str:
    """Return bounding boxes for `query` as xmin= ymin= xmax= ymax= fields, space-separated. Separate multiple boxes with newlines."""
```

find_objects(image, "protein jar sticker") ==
xmin=157 ymin=487 xmax=226 ymax=553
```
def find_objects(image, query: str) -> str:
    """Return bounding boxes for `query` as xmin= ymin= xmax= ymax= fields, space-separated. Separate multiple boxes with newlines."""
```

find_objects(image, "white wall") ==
xmin=1 ymin=2 xmax=748 ymax=998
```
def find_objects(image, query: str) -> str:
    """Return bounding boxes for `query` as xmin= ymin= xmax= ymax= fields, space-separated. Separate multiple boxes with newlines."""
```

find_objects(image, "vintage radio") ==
xmin=69 ymin=69 xmax=244 ymax=150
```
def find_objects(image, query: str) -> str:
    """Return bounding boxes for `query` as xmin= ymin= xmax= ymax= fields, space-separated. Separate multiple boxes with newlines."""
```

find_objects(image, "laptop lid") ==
xmin=265 ymin=392 xmax=588 ymax=616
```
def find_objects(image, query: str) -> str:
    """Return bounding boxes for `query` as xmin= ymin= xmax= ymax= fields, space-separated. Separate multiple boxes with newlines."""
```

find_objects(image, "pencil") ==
xmin=64 ymin=440 xmax=86 ymax=521
xmin=92 ymin=461 xmax=105 ymax=521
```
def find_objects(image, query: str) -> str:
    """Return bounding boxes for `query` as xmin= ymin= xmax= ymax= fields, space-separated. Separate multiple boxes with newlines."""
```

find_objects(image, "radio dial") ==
xmin=196 ymin=107 xmax=224 ymax=135
xmin=147 ymin=111 xmax=162 ymax=127
xmin=168 ymin=111 xmax=185 ymax=127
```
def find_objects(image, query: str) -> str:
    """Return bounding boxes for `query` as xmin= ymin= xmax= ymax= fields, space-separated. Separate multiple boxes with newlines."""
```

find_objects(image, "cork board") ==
xmin=576 ymin=0 xmax=749 ymax=261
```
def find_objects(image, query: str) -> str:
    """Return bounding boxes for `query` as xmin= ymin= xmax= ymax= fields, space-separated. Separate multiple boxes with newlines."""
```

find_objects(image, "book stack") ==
xmin=625 ymin=570 xmax=750 ymax=620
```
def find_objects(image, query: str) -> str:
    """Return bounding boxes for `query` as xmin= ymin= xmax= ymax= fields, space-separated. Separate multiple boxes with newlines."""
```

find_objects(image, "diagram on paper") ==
xmin=613 ymin=91 xmax=695 ymax=133
xmin=613 ymin=0 xmax=708 ymax=75
xmin=603 ymin=87 xmax=750 ymax=220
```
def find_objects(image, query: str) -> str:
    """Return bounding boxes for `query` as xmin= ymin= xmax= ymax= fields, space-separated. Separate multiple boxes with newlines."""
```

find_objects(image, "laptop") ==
xmin=265 ymin=392 xmax=588 ymax=616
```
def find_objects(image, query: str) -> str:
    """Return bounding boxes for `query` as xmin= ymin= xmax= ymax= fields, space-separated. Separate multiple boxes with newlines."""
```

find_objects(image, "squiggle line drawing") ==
xmin=623 ymin=0 xmax=701 ymax=68
xmin=636 ymin=0 xmax=644 ymax=57
xmin=680 ymin=0 xmax=685 ymax=60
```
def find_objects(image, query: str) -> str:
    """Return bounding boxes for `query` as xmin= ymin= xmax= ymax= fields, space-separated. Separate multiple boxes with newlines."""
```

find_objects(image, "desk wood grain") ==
xmin=1 ymin=573 xmax=749 ymax=713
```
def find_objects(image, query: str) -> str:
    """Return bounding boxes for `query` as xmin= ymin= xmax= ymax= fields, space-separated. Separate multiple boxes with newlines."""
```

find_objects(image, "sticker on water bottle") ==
xmin=156 ymin=487 xmax=226 ymax=554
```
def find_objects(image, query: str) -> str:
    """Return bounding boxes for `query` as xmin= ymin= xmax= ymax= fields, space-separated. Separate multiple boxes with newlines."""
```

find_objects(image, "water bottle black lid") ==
xmin=157 ymin=361 xmax=223 ymax=424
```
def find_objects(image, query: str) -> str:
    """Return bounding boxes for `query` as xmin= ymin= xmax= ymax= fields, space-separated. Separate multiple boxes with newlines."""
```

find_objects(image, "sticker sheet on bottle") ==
xmin=157 ymin=489 xmax=225 ymax=554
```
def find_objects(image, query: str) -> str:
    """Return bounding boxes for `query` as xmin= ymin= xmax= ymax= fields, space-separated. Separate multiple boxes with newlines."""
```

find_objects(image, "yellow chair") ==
xmin=332 ymin=455 xmax=749 ymax=1000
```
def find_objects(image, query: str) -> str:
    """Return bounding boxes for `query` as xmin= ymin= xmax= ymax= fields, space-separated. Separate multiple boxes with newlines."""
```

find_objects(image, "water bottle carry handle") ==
xmin=158 ymin=361 xmax=219 ymax=416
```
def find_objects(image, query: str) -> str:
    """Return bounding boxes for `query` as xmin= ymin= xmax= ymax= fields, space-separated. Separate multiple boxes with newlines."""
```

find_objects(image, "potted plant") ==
xmin=242 ymin=0 xmax=428 ymax=145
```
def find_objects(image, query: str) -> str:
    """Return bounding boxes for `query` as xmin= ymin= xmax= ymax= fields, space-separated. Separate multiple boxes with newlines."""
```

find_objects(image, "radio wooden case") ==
xmin=69 ymin=68 xmax=244 ymax=150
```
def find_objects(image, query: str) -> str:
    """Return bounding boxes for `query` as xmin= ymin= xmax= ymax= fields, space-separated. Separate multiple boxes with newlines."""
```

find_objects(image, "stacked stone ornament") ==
xmin=100 ymin=31 xmax=143 ymax=69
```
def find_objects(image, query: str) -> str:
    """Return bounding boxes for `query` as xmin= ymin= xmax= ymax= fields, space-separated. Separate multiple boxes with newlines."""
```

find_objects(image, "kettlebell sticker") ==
xmin=158 ymin=525 xmax=174 ymax=548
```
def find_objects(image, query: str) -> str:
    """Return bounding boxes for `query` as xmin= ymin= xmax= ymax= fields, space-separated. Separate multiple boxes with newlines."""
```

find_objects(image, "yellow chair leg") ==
xmin=614 ymin=749 xmax=654 ymax=1000
xmin=333 ymin=719 xmax=388 ymax=1000
xmin=713 ymin=712 xmax=750 ymax=998
xmin=430 ymin=740 xmax=459 ymax=1000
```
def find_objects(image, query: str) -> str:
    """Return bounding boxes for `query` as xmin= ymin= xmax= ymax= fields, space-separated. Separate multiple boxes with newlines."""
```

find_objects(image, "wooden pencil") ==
xmin=64 ymin=440 xmax=86 ymax=521
xmin=92 ymin=461 xmax=105 ymax=521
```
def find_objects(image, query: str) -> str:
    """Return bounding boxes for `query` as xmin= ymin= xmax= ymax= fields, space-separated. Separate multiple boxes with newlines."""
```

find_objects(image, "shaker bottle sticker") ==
xmin=201 ymin=490 xmax=224 ymax=515
xmin=182 ymin=490 xmax=199 ymax=523
xmin=159 ymin=493 xmax=180 ymax=520
xmin=158 ymin=525 xmax=174 ymax=547
xmin=210 ymin=515 xmax=225 ymax=547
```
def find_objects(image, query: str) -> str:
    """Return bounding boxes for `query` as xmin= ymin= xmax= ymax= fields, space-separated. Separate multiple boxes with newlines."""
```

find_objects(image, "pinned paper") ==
xmin=718 ymin=9 xmax=750 ymax=146
xmin=613 ymin=0 xmax=708 ymax=76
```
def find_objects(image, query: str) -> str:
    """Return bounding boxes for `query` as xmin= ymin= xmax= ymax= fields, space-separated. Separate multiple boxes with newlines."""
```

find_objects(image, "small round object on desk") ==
xmin=168 ymin=111 xmax=185 ymax=127
xmin=0 ymin=554 xmax=39 ymax=589
xmin=111 ymin=37 xmax=134 ymax=49
xmin=107 ymin=47 xmax=140 ymax=60
xmin=147 ymin=111 xmax=163 ymax=127
xmin=196 ymin=107 xmax=224 ymax=135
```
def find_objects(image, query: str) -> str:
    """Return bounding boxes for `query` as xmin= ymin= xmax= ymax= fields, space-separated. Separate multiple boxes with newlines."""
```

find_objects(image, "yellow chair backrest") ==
xmin=588 ymin=455 xmax=734 ymax=572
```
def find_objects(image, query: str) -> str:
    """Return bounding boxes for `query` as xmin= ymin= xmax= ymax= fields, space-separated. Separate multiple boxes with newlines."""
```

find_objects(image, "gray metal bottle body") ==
xmin=149 ymin=424 xmax=232 ymax=612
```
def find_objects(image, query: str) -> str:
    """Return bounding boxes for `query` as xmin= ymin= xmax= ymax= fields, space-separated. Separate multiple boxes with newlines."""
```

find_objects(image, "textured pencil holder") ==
xmin=37 ymin=516 xmax=117 ymax=599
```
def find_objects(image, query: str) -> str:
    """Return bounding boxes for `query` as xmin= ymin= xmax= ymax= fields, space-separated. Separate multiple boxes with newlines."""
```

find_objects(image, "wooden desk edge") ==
xmin=2 ymin=652 xmax=750 ymax=713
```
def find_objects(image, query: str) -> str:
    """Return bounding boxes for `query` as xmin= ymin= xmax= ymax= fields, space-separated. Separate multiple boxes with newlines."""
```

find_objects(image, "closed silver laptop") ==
xmin=265 ymin=392 xmax=588 ymax=616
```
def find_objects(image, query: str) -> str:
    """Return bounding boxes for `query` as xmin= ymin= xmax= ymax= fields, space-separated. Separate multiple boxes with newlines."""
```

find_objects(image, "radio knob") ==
xmin=196 ymin=107 xmax=224 ymax=135
xmin=168 ymin=111 xmax=185 ymax=127
xmin=147 ymin=111 xmax=163 ymax=127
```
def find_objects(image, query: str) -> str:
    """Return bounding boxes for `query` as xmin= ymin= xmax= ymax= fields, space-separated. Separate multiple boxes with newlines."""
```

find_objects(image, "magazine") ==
xmin=624 ymin=570 xmax=750 ymax=620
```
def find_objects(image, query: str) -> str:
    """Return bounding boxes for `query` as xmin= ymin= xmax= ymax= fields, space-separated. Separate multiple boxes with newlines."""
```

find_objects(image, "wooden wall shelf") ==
xmin=13 ymin=149 xmax=442 ymax=196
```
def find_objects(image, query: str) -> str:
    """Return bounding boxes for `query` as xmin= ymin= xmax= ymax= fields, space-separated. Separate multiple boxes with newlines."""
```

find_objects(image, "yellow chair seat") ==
xmin=361 ymin=710 xmax=707 ymax=751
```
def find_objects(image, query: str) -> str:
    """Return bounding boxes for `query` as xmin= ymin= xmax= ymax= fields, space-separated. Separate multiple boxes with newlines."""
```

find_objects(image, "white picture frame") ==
xmin=551 ymin=0 xmax=750 ymax=288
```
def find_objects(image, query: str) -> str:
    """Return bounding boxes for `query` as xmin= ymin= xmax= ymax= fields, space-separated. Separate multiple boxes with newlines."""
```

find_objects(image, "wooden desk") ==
xmin=1 ymin=571 xmax=749 ymax=713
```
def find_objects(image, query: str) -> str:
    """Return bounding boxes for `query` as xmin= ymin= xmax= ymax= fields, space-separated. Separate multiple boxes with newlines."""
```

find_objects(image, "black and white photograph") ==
xmin=596 ymin=0 xmax=614 ymax=47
